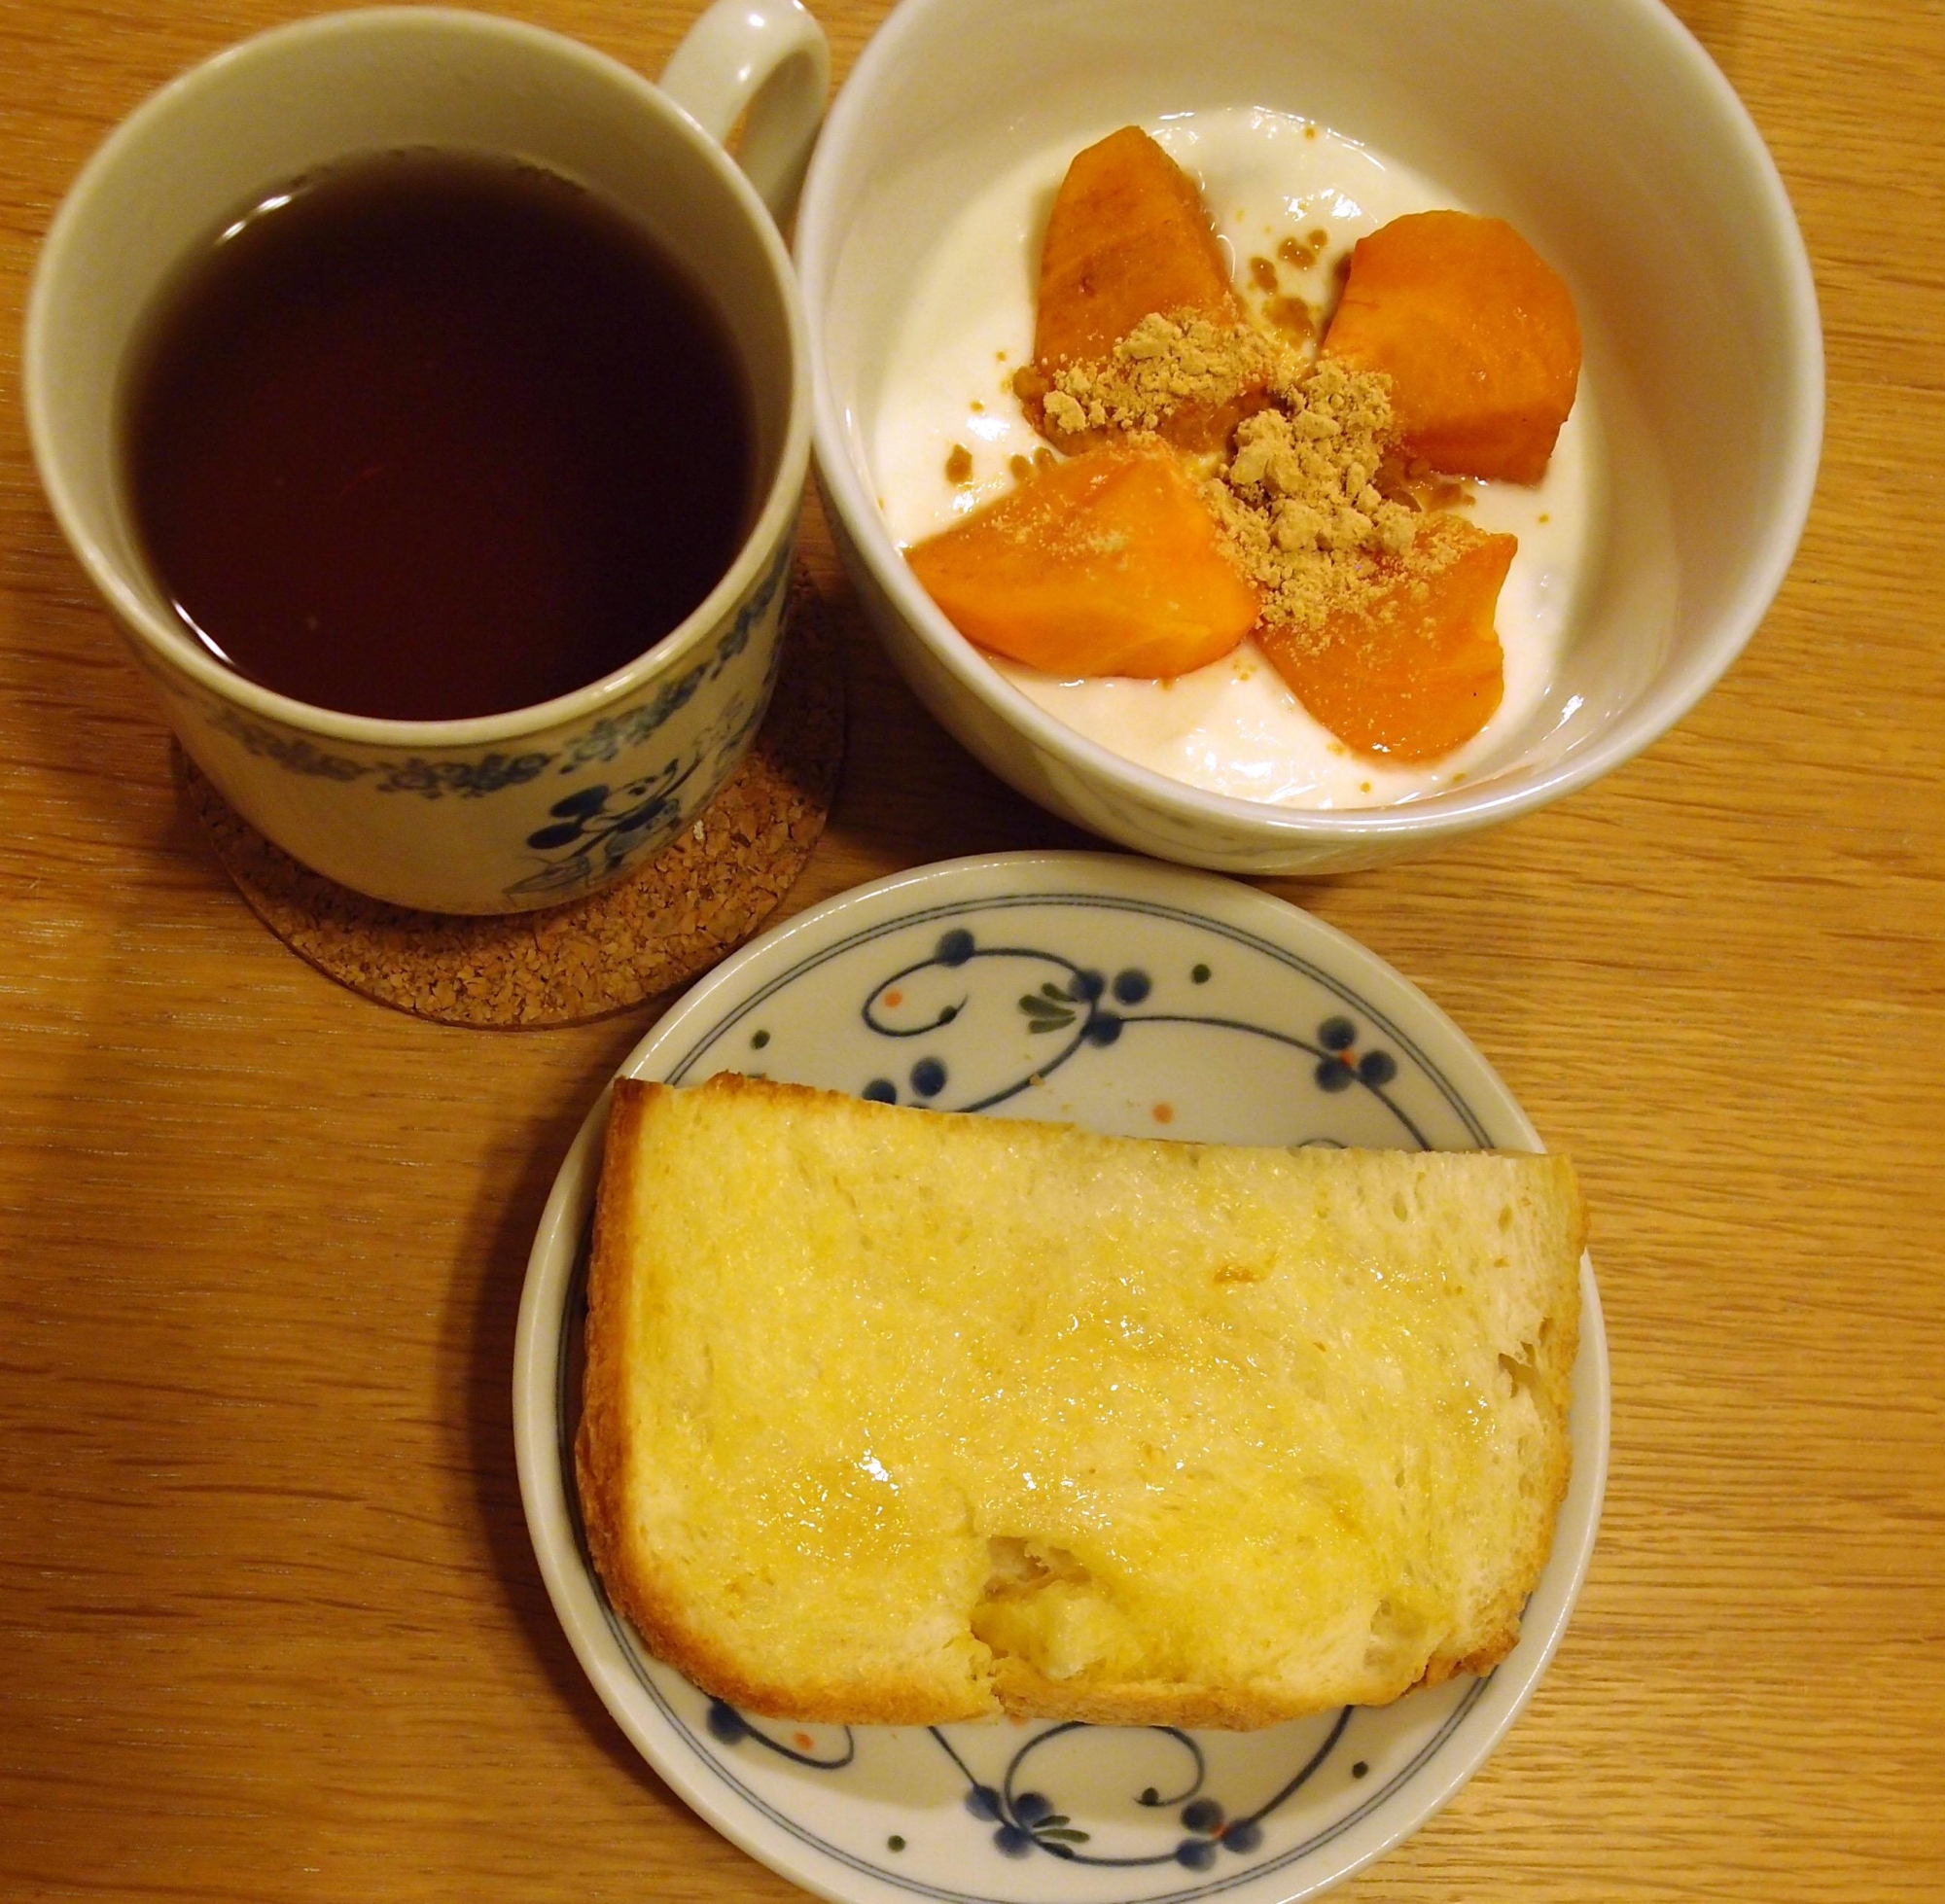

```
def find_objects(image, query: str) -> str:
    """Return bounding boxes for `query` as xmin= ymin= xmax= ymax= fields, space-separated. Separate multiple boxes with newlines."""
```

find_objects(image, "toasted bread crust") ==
xmin=572 ymin=1078 xmax=652 ymax=1640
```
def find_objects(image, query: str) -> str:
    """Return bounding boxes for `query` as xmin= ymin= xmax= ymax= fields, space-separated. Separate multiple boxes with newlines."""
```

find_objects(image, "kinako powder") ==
xmin=1016 ymin=310 xmax=1473 ymax=652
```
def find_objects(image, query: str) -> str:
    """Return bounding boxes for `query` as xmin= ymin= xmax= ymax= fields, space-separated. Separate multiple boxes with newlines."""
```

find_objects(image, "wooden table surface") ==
xmin=3 ymin=1 xmax=1941 ymax=1897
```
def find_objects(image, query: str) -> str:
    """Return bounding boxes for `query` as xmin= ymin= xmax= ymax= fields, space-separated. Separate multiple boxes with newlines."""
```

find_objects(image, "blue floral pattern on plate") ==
xmin=847 ymin=926 xmax=1414 ymax=1138
xmin=514 ymin=855 xmax=1608 ymax=1904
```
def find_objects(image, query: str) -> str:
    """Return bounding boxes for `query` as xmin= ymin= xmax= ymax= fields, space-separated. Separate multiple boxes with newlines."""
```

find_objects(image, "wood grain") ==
xmin=2 ymin=2 xmax=1941 ymax=1898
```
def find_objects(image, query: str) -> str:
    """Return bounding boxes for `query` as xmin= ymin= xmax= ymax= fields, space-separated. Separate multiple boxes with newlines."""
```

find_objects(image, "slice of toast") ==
xmin=577 ymin=1074 xmax=1583 ymax=1728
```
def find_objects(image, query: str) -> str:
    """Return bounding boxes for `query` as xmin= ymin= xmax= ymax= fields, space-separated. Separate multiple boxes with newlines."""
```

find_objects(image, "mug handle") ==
xmin=659 ymin=0 xmax=831 ymax=227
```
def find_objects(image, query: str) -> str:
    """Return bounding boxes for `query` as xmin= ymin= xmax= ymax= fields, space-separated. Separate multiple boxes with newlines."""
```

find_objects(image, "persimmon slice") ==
xmin=1259 ymin=521 xmax=1516 ymax=760
xmin=905 ymin=442 xmax=1260 ymax=680
xmin=1034 ymin=126 xmax=1243 ymax=369
xmin=1321 ymin=211 xmax=1580 ymax=484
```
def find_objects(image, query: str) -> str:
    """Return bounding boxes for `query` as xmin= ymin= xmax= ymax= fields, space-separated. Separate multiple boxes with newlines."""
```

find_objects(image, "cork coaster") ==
xmin=180 ymin=570 xmax=843 ymax=1027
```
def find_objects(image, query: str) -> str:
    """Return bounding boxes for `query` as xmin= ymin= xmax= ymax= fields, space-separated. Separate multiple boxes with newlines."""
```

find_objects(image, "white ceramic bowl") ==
xmin=796 ymin=0 xmax=1822 ymax=873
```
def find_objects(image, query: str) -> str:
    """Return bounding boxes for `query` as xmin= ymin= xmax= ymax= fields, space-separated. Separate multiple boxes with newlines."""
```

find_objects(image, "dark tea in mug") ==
xmin=123 ymin=150 xmax=755 ymax=723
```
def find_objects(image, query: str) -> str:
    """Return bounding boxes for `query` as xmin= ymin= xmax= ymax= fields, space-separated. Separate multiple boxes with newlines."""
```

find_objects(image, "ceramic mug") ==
xmin=25 ymin=3 xmax=827 ymax=914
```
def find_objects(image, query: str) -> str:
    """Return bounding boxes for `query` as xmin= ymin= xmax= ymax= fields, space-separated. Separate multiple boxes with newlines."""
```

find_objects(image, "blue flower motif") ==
xmin=372 ymin=752 xmax=553 ymax=798
xmin=527 ymin=785 xmax=611 ymax=849
xmin=707 ymin=538 xmax=791 ymax=682
xmin=698 ymin=1701 xmax=1354 ymax=1874
xmin=207 ymin=706 xmax=369 ymax=781
xmin=1313 ymin=1017 xmax=1398 ymax=1092
xmin=504 ymin=754 xmax=704 ymax=900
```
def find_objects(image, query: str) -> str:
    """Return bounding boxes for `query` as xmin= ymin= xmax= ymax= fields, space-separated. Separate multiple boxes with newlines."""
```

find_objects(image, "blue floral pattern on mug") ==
xmin=159 ymin=529 xmax=795 ymax=909
xmin=372 ymin=753 xmax=554 ymax=798
xmin=511 ymin=758 xmax=704 ymax=900
xmin=190 ymin=534 xmax=792 ymax=794
xmin=206 ymin=705 xmax=365 ymax=781
xmin=503 ymin=684 xmax=771 ymax=902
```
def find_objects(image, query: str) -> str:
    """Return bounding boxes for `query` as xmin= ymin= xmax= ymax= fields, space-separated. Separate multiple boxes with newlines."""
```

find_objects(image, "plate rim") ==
xmin=513 ymin=850 xmax=1610 ymax=1904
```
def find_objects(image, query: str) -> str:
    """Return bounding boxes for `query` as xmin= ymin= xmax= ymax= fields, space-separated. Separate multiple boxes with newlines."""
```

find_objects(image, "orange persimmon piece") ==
xmin=905 ymin=442 xmax=1260 ymax=679
xmin=1034 ymin=126 xmax=1244 ymax=368
xmin=1260 ymin=522 xmax=1516 ymax=760
xmin=1320 ymin=211 xmax=1580 ymax=484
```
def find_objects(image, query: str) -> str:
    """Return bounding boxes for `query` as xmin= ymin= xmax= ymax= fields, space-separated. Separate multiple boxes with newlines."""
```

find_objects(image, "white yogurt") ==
xmin=870 ymin=108 xmax=1596 ymax=808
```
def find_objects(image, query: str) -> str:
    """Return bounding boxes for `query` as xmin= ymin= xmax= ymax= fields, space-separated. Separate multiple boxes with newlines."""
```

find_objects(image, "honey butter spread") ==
xmin=576 ymin=1074 xmax=1583 ymax=1729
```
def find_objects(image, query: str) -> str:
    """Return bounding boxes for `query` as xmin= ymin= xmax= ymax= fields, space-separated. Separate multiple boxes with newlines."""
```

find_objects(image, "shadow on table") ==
xmin=452 ymin=1017 xmax=695 ymax=1809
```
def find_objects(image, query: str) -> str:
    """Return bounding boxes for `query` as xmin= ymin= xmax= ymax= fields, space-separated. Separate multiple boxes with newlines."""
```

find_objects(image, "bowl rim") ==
xmin=21 ymin=6 xmax=814 ymax=755
xmin=795 ymin=0 xmax=1824 ymax=842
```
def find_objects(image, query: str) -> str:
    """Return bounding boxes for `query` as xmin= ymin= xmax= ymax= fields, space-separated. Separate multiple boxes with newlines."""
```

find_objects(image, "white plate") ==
xmin=514 ymin=852 xmax=1608 ymax=1904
